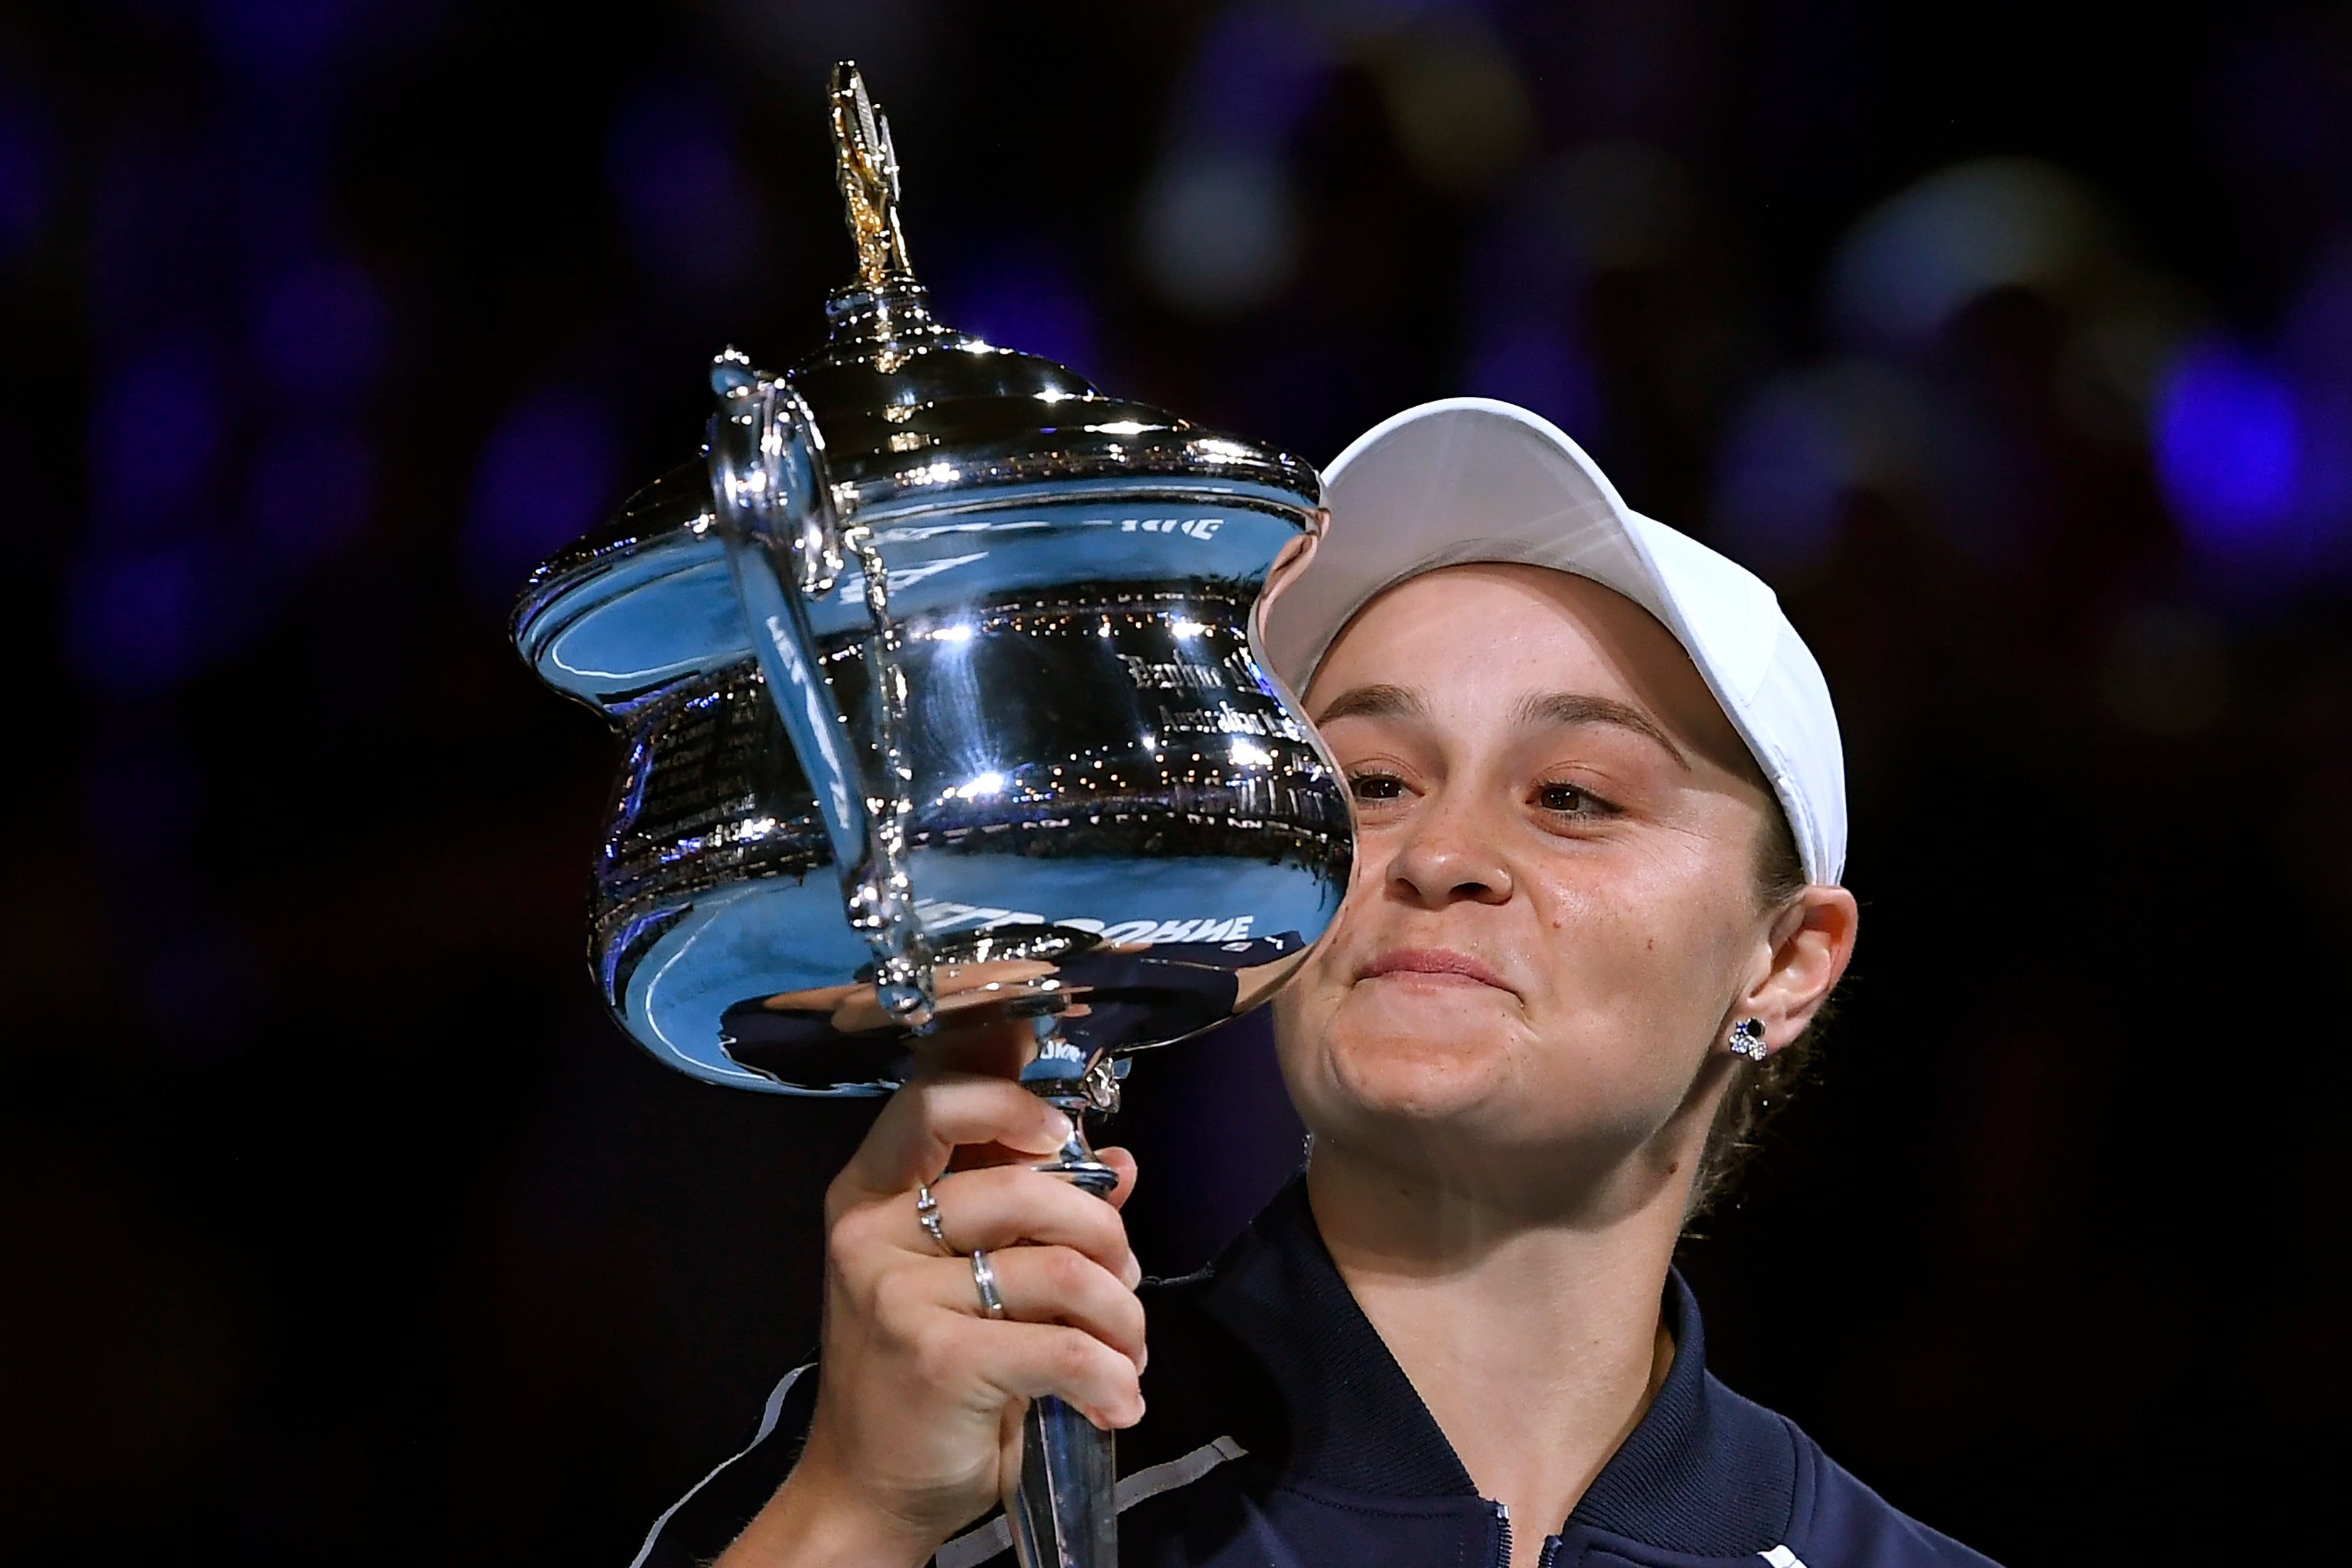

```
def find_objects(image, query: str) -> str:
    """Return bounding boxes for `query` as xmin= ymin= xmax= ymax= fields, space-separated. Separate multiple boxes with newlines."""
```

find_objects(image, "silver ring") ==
xmin=915 ymin=1182 xmax=949 ymax=1253
xmin=969 ymin=1249 xmax=1007 ymax=1319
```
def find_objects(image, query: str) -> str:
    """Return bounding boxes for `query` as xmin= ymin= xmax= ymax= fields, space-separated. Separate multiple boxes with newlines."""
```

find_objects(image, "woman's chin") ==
xmin=1315 ymin=1014 xmax=1525 ymax=1128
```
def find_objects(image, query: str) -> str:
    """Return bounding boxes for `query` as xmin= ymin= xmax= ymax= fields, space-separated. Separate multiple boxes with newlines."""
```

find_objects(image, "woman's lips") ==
xmin=1356 ymin=948 xmax=1515 ymax=994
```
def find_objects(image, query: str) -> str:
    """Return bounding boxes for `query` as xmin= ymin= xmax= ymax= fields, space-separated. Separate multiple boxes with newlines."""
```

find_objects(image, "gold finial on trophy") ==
xmin=829 ymin=61 xmax=914 ymax=288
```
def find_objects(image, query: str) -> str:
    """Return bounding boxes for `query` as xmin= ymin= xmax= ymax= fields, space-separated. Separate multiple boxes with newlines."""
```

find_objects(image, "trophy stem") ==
xmin=1009 ymin=1387 xmax=1116 ymax=1568
xmin=1006 ymin=1062 xmax=1120 ymax=1568
xmin=1028 ymin=1084 xmax=1120 ymax=1197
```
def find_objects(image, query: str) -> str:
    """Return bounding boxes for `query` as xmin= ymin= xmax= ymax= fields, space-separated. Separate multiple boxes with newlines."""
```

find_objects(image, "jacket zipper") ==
xmin=1497 ymin=1500 xmax=1567 ymax=1567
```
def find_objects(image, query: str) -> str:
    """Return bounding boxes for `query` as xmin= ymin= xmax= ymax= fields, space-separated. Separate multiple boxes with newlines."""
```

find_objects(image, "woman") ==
xmin=636 ymin=400 xmax=1998 ymax=1568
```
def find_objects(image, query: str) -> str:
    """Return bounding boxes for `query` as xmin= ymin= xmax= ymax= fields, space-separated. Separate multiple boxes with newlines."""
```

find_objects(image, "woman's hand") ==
xmin=718 ymin=1074 xmax=1144 ymax=1568
xmin=759 ymin=959 xmax=1085 ymax=1036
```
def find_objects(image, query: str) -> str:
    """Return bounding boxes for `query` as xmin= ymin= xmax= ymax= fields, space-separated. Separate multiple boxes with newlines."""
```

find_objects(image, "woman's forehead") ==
xmin=1309 ymin=564 xmax=1752 ymax=773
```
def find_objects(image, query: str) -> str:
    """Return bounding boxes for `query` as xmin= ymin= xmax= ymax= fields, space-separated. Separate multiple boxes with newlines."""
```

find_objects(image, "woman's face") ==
xmin=1274 ymin=563 xmax=1820 ymax=1206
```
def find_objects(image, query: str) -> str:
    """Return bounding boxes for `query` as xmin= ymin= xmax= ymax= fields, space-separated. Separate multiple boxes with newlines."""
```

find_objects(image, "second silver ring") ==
xmin=915 ymin=1182 xmax=950 ymax=1253
xmin=969 ymin=1248 xmax=1007 ymax=1319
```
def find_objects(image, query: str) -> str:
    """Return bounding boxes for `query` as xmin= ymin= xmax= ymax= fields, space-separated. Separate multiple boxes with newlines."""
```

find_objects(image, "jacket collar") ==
xmin=1194 ymin=1173 xmax=1795 ymax=1555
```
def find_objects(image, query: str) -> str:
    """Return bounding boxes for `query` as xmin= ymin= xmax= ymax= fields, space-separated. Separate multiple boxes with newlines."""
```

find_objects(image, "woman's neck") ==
xmin=1304 ymin=1142 xmax=1686 ymax=1564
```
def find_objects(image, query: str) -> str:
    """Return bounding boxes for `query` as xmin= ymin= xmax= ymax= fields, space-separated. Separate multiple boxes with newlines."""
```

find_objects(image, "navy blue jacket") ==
xmin=634 ymin=1177 xmax=1998 ymax=1568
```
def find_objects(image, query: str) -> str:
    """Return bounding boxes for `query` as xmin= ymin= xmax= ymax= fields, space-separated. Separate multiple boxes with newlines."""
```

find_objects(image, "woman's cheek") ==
xmin=1269 ymin=981 xmax=1332 ymax=1080
xmin=1530 ymin=879 xmax=1691 ymax=1056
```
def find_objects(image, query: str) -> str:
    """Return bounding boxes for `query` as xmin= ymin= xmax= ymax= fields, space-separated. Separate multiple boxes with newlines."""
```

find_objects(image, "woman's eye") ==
xmin=1536 ymin=781 xmax=1611 ymax=816
xmin=1347 ymin=771 xmax=1406 ymax=803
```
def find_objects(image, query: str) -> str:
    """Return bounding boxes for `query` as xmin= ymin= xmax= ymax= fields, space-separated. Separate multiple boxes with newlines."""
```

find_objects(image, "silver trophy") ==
xmin=512 ymin=63 xmax=1352 ymax=1568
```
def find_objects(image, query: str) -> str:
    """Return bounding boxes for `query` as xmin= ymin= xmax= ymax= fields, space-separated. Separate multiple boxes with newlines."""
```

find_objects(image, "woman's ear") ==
xmin=1741 ymin=885 xmax=1858 ymax=1050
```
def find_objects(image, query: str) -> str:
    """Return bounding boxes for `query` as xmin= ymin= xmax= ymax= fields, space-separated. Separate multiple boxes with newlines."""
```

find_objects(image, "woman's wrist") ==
xmin=716 ymin=1450 xmax=945 ymax=1568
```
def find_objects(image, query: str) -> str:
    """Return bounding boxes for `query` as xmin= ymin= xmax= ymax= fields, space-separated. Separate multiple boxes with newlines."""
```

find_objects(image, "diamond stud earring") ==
xmin=1729 ymin=1018 xmax=1768 ymax=1061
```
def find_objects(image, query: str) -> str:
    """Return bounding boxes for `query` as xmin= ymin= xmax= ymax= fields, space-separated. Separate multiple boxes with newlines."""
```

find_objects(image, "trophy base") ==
xmin=713 ymin=922 xmax=1303 ymax=1094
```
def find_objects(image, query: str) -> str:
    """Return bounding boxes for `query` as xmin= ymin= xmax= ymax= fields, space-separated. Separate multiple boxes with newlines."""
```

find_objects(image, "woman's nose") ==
xmin=1381 ymin=791 xmax=1514 ymax=907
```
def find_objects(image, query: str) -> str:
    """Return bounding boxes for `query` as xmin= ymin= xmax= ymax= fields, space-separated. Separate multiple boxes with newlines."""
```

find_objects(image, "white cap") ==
xmin=1264 ymin=397 xmax=1848 ymax=885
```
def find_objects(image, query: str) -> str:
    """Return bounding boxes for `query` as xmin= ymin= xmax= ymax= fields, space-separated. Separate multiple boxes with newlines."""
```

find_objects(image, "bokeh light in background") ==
xmin=606 ymin=81 xmax=767 ymax=301
xmin=7 ymin=1 xmax=2352 ymax=1561
xmin=460 ymin=388 xmax=620 ymax=607
xmin=2156 ymin=339 xmax=2304 ymax=557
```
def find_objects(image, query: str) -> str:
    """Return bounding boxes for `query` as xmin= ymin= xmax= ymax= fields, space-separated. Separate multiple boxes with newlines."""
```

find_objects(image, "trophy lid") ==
xmin=788 ymin=63 xmax=1315 ymax=515
xmin=514 ymin=64 xmax=1318 ymax=707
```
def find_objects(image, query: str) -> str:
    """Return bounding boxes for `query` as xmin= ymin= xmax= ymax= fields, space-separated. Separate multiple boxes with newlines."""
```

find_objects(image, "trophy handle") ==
xmin=708 ymin=348 xmax=933 ymax=1021
xmin=708 ymin=349 xmax=865 ymax=867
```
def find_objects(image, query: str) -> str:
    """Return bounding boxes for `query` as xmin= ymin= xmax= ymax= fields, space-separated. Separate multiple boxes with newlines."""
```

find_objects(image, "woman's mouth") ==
xmin=1356 ymin=948 xmax=1516 ymax=995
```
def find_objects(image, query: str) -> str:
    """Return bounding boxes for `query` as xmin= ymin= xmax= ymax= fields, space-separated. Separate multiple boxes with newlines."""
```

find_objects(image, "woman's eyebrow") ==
xmin=1310 ymin=683 xmax=1423 ymax=724
xmin=1511 ymin=691 xmax=1689 ymax=768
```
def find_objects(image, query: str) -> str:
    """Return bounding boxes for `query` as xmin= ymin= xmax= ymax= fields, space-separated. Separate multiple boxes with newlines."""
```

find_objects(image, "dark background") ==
xmin=6 ymin=1 xmax=2349 ymax=1561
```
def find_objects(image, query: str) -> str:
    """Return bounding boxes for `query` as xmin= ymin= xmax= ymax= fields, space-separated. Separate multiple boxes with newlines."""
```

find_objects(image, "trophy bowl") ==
xmin=516 ymin=442 xmax=1351 ymax=1098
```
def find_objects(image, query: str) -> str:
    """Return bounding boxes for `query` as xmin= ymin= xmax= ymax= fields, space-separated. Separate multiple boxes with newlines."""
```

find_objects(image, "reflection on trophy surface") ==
xmin=510 ymin=60 xmax=1353 ymax=1568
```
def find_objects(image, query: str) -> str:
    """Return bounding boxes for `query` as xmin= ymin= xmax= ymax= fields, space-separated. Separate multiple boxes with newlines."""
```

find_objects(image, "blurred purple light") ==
xmin=462 ymin=388 xmax=619 ymax=604
xmin=1712 ymin=378 xmax=1852 ymax=578
xmin=1453 ymin=156 xmax=1612 ymax=444
xmin=2264 ymin=242 xmax=2352 ymax=579
xmin=1463 ymin=323 xmax=1604 ymax=447
xmin=66 ymin=537 xmax=263 ymax=693
xmin=606 ymin=85 xmax=760 ymax=296
xmin=252 ymin=258 xmax=389 ymax=398
xmin=2153 ymin=339 xmax=2304 ymax=555
xmin=950 ymin=251 xmax=1097 ymax=374
xmin=89 ymin=340 xmax=231 ymax=534
xmin=205 ymin=0 xmax=367 ymax=80
xmin=2282 ymin=239 xmax=2352 ymax=378
xmin=246 ymin=418 xmax=374 ymax=563
xmin=1170 ymin=6 xmax=1330 ymax=154
xmin=2289 ymin=387 xmax=2352 ymax=536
